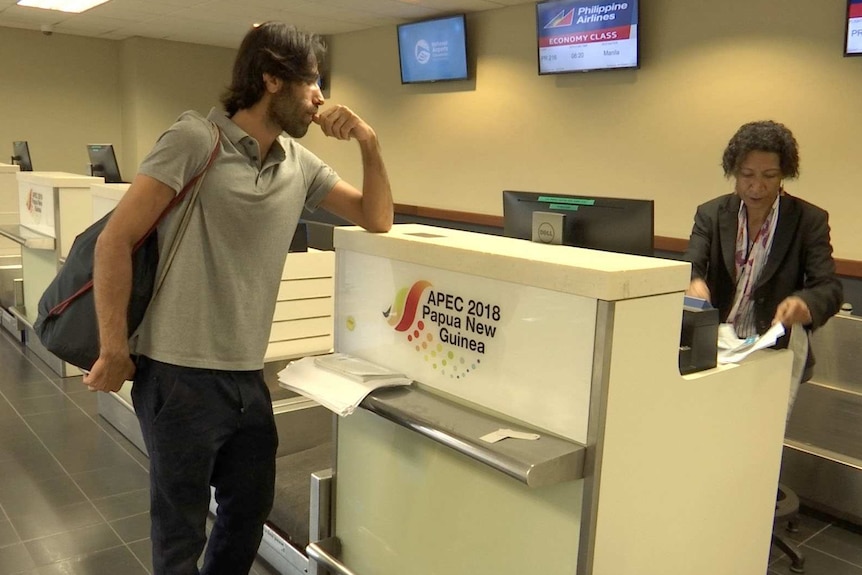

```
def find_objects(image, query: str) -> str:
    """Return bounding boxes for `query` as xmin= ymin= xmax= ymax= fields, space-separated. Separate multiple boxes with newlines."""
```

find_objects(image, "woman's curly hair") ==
xmin=721 ymin=120 xmax=800 ymax=179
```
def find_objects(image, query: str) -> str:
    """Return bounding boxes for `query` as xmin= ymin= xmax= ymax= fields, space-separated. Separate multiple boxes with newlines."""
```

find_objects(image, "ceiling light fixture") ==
xmin=17 ymin=0 xmax=110 ymax=14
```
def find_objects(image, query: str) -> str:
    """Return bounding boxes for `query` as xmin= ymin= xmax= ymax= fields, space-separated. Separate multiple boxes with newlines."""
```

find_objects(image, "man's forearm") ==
xmin=93 ymin=235 xmax=134 ymax=357
xmin=358 ymin=135 xmax=393 ymax=232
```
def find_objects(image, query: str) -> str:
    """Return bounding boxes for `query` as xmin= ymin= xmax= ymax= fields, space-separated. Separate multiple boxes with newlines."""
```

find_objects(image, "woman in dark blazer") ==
xmin=683 ymin=120 xmax=843 ymax=381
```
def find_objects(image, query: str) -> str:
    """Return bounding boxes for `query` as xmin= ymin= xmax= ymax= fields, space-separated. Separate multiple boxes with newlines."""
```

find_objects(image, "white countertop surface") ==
xmin=335 ymin=224 xmax=691 ymax=301
xmin=16 ymin=171 xmax=103 ymax=188
xmin=0 ymin=163 xmax=20 ymax=174
xmin=90 ymin=182 xmax=130 ymax=199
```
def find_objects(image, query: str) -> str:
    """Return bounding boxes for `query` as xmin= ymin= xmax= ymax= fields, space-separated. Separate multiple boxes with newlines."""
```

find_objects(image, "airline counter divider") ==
xmin=308 ymin=223 xmax=794 ymax=575
xmin=0 ymin=163 xmax=20 ymax=257
xmin=0 ymin=163 xmax=22 ymax=338
xmin=0 ymin=172 xmax=102 ymax=375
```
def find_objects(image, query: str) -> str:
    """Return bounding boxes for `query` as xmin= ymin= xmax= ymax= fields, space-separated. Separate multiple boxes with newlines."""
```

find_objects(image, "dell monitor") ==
xmin=11 ymin=141 xmax=33 ymax=171
xmin=502 ymin=190 xmax=654 ymax=256
xmin=87 ymin=144 xmax=123 ymax=183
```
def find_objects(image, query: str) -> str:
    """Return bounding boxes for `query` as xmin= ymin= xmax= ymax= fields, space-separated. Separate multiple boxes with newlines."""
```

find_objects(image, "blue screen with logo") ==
xmin=398 ymin=15 xmax=468 ymax=84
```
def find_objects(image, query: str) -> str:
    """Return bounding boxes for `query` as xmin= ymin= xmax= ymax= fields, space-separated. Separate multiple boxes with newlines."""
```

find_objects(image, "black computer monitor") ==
xmin=87 ymin=144 xmax=123 ymax=183
xmin=11 ymin=141 xmax=33 ymax=171
xmin=502 ymin=190 xmax=655 ymax=256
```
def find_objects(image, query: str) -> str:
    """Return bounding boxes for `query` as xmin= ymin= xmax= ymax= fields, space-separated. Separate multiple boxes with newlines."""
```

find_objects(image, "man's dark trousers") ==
xmin=132 ymin=356 xmax=278 ymax=575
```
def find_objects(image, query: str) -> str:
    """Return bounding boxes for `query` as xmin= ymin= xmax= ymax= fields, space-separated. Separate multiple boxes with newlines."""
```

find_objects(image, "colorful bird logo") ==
xmin=384 ymin=280 xmax=480 ymax=380
xmin=383 ymin=280 xmax=431 ymax=332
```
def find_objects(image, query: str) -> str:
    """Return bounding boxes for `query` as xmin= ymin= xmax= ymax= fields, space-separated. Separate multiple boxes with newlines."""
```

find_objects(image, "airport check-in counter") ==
xmin=304 ymin=223 xmax=794 ymax=575
xmin=0 ymin=163 xmax=23 ymax=337
xmin=0 ymin=171 xmax=102 ymax=374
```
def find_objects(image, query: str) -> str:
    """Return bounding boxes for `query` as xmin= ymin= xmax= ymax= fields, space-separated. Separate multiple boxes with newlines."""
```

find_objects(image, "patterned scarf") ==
xmin=727 ymin=194 xmax=781 ymax=338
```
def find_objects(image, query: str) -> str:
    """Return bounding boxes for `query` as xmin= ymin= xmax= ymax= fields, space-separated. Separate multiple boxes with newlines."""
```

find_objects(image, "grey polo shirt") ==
xmin=133 ymin=108 xmax=339 ymax=370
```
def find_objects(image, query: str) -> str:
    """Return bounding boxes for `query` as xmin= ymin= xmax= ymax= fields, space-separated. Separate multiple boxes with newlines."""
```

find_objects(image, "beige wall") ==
xmin=118 ymin=36 xmax=235 ymax=177
xmin=300 ymin=0 xmax=862 ymax=260
xmin=0 ymin=28 xmax=122 ymax=175
xmin=0 ymin=28 xmax=233 ymax=182
xmin=2 ymin=0 xmax=861 ymax=258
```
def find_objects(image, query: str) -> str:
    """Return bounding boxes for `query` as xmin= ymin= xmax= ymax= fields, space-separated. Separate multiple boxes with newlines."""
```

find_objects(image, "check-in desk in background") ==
xmin=0 ymin=171 xmax=102 ymax=374
xmin=0 ymin=163 xmax=22 ymax=336
xmin=305 ymin=224 xmax=794 ymax=575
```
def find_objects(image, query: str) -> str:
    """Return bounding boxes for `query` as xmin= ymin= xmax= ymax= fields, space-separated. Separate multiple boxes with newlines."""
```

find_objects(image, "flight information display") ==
xmin=847 ymin=0 xmax=862 ymax=55
xmin=537 ymin=0 xmax=638 ymax=74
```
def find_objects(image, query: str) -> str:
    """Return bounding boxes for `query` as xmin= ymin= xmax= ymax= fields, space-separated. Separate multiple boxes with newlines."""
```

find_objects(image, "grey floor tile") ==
xmin=0 ymin=419 xmax=40 ymax=441
xmin=0 ymin=398 xmax=18 ymax=421
xmin=778 ymin=511 xmax=831 ymax=545
xmin=27 ymin=419 xmax=108 ymax=452
xmin=94 ymin=419 xmax=150 ymax=468
xmin=10 ymin=500 xmax=103 ymax=541
xmin=91 ymin=489 xmax=150 ymax=522
xmin=13 ymin=395 xmax=77 ymax=417
xmin=804 ymin=525 xmax=862 ymax=568
xmin=24 ymin=523 xmax=123 ymax=566
xmin=0 ymin=517 xmax=20 ymax=547
xmin=32 ymin=544 xmax=149 ymax=575
xmin=51 ymin=376 xmax=85 ymax=394
xmin=771 ymin=546 xmax=862 ymax=574
xmin=0 ymin=451 xmax=68 ymax=489
xmin=24 ymin=410 xmax=99 ymax=441
xmin=0 ymin=475 xmax=89 ymax=519
xmin=71 ymin=461 xmax=149 ymax=500
xmin=64 ymin=390 xmax=99 ymax=417
xmin=0 ymin=542 xmax=36 ymax=574
xmin=110 ymin=512 xmax=150 ymax=543
xmin=127 ymin=538 xmax=153 ymax=574
xmin=0 ymin=439 xmax=54 ymax=467
xmin=0 ymin=362 xmax=49 ymax=388
xmin=50 ymin=440 xmax=142 ymax=475
xmin=0 ymin=380 xmax=62 ymax=403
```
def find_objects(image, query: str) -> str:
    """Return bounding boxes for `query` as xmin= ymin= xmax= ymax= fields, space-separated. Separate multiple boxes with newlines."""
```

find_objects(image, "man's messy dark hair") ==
xmin=221 ymin=22 xmax=326 ymax=116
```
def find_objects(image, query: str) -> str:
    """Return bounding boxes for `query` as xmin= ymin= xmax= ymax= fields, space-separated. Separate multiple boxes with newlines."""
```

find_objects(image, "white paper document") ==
xmin=479 ymin=428 xmax=542 ymax=444
xmin=717 ymin=322 xmax=785 ymax=365
xmin=313 ymin=353 xmax=406 ymax=382
xmin=277 ymin=355 xmax=412 ymax=417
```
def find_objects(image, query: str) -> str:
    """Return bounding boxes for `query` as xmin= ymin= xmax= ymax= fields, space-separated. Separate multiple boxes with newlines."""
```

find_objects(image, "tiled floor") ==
xmin=769 ymin=511 xmax=862 ymax=575
xmin=4 ymin=328 xmax=862 ymax=574
xmin=0 ymin=328 xmax=279 ymax=575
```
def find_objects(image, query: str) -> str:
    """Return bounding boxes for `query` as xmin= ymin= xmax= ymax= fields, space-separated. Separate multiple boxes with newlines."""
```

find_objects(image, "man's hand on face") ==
xmin=314 ymin=105 xmax=375 ymax=142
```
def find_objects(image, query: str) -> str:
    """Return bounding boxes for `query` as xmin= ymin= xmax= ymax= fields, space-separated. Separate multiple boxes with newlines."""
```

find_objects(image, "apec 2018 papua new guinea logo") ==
xmin=381 ymin=280 xmax=502 ymax=380
xmin=25 ymin=188 xmax=43 ymax=224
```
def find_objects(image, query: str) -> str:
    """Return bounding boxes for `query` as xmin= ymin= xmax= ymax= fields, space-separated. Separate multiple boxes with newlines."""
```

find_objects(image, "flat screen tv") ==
xmin=398 ymin=14 xmax=468 ymax=84
xmin=87 ymin=143 xmax=123 ymax=183
xmin=846 ymin=0 xmax=862 ymax=55
xmin=536 ymin=0 xmax=639 ymax=74
xmin=11 ymin=141 xmax=33 ymax=171
xmin=502 ymin=190 xmax=654 ymax=256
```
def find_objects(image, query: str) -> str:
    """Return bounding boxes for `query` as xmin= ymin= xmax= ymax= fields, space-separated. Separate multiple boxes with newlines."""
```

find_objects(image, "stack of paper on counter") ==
xmin=277 ymin=353 xmax=412 ymax=417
